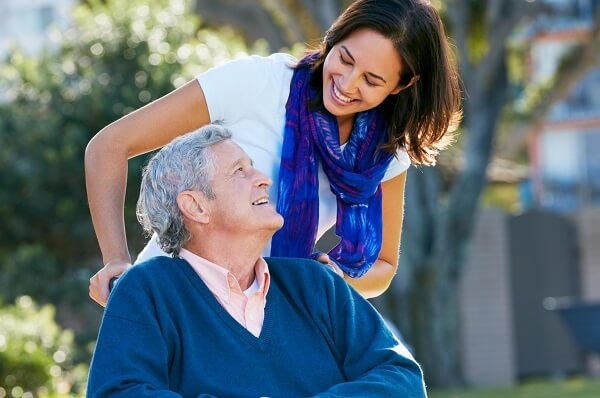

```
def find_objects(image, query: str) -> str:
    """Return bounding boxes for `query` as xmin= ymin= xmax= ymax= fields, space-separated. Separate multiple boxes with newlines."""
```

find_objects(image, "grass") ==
xmin=428 ymin=377 xmax=600 ymax=398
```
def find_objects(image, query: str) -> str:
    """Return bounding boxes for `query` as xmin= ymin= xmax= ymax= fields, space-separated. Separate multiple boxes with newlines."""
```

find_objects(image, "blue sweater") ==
xmin=87 ymin=256 xmax=426 ymax=397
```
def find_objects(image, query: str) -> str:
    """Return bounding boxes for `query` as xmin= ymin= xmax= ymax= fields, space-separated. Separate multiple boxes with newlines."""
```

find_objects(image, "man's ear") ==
xmin=177 ymin=191 xmax=210 ymax=224
xmin=391 ymin=75 xmax=420 ymax=95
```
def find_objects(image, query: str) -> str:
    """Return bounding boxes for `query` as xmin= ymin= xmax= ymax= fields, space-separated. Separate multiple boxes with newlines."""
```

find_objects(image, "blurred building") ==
xmin=0 ymin=0 xmax=74 ymax=59
xmin=526 ymin=0 xmax=600 ymax=211
xmin=459 ymin=207 xmax=600 ymax=387
xmin=457 ymin=1 xmax=600 ymax=387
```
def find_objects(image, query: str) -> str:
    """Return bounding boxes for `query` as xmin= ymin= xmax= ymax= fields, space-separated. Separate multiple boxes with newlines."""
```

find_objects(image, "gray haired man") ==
xmin=87 ymin=124 xmax=426 ymax=397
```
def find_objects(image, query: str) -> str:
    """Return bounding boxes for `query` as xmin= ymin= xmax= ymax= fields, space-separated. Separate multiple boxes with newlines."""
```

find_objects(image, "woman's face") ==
xmin=322 ymin=28 xmax=404 ymax=119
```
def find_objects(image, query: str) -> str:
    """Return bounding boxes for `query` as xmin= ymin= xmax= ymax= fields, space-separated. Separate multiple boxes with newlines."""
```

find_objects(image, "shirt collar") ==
xmin=178 ymin=248 xmax=270 ymax=301
xmin=253 ymin=257 xmax=270 ymax=299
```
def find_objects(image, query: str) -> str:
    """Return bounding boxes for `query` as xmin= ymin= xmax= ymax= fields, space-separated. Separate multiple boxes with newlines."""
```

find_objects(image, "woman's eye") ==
xmin=364 ymin=77 xmax=376 ymax=86
xmin=340 ymin=55 xmax=351 ymax=65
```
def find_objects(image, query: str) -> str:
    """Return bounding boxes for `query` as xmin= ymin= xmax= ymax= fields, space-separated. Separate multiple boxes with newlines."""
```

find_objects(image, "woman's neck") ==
xmin=337 ymin=114 xmax=355 ymax=145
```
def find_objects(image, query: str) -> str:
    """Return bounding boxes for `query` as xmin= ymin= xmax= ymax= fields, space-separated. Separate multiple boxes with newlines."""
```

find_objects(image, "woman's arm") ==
xmin=343 ymin=171 xmax=407 ymax=298
xmin=86 ymin=80 xmax=211 ymax=306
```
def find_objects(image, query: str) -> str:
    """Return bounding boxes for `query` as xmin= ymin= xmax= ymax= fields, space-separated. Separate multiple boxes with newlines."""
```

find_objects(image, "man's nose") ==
xmin=254 ymin=169 xmax=272 ymax=188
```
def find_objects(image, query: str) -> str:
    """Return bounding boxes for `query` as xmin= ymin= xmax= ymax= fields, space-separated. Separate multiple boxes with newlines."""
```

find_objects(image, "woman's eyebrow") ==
xmin=340 ymin=45 xmax=387 ymax=84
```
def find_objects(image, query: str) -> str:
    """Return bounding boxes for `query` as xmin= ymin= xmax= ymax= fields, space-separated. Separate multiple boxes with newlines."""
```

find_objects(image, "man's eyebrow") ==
xmin=341 ymin=45 xmax=387 ymax=84
xmin=230 ymin=157 xmax=253 ymax=169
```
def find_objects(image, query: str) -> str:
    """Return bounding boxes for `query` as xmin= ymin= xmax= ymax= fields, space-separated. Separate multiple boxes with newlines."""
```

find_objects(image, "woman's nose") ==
xmin=338 ymin=69 xmax=360 ymax=94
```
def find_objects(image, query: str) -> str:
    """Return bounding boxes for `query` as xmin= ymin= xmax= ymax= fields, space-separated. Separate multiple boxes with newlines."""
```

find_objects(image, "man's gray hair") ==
xmin=136 ymin=124 xmax=232 ymax=255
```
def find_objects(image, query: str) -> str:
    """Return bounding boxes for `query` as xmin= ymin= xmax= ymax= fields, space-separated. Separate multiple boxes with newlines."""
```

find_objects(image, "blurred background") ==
xmin=0 ymin=0 xmax=599 ymax=396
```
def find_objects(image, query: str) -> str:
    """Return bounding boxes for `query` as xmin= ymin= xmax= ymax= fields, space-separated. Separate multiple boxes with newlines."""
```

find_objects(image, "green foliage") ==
xmin=481 ymin=183 xmax=521 ymax=213
xmin=0 ymin=0 xmax=254 ymax=307
xmin=0 ymin=0 xmax=258 ymax=378
xmin=0 ymin=296 xmax=87 ymax=397
xmin=465 ymin=1 xmax=488 ymax=64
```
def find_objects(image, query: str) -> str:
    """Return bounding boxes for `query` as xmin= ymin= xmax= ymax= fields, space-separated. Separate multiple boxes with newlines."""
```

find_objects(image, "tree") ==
xmin=0 ymin=0 xmax=255 ymax=340
xmin=193 ymin=0 xmax=352 ymax=50
xmin=0 ymin=296 xmax=87 ymax=397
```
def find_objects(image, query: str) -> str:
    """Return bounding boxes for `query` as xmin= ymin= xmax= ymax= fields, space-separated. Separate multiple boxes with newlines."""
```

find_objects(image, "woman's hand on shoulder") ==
xmin=89 ymin=260 xmax=132 ymax=307
xmin=314 ymin=253 xmax=345 ymax=278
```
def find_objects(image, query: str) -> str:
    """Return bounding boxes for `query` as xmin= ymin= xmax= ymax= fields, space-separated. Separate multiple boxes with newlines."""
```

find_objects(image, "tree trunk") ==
xmin=373 ymin=52 xmax=510 ymax=387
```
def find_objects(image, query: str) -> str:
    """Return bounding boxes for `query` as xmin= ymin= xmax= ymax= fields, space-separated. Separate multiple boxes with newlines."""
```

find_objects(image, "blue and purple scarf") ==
xmin=270 ymin=53 xmax=394 ymax=278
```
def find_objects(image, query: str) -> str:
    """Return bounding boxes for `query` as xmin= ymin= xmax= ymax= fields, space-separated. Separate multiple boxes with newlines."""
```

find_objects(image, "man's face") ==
xmin=205 ymin=140 xmax=284 ymax=235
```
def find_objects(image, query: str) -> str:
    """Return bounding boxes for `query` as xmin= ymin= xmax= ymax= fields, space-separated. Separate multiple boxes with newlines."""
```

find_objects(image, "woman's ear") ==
xmin=177 ymin=191 xmax=210 ymax=224
xmin=391 ymin=75 xmax=420 ymax=95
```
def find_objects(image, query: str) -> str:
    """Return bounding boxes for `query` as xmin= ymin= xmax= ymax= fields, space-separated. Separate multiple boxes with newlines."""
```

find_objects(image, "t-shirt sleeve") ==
xmin=382 ymin=147 xmax=411 ymax=182
xmin=196 ymin=54 xmax=294 ymax=124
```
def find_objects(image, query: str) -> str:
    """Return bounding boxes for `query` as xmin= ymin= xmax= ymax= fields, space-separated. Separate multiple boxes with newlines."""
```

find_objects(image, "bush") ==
xmin=0 ymin=0 xmax=262 ymax=389
xmin=0 ymin=0 xmax=259 ymax=367
xmin=0 ymin=296 xmax=87 ymax=397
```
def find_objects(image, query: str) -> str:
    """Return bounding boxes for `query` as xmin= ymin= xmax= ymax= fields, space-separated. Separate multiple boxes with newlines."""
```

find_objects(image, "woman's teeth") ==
xmin=333 ymin=83 xmax=353 ymax=103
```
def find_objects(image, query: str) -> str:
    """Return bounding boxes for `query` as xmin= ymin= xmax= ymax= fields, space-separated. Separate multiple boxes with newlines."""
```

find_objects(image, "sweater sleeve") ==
xmin=312 ymin=279 xmax=427 ymax=398
xmin=86 ymin=267 xmax=219 ymax=398
xmin=87 ymin=314 xmax=183 ymax=397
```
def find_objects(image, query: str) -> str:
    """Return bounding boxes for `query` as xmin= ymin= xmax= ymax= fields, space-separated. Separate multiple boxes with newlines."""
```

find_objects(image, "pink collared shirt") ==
xmin=179 ymin=249 xmax=269 ymax=337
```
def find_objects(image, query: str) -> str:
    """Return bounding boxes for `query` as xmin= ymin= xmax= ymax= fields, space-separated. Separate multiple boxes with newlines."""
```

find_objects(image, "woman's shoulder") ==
xmin=241 ymin=53 xmax=297 ymax=84
xmin=382 ymin=147 xmax=411 ymax=181
xmin=245 ymin=53 xmax=296 ymax=81
xmin=242 ymin=52 xmax=297 ymax=67
xmin=263 ymin=52 xmax=297 ymax=66
xmin=196 ymin=52 xmax=296 ymax=125
xmin=395 ymin=147 xmax=411 ymax=170
xmin=199 ymin=52 xmax=296 ymax=80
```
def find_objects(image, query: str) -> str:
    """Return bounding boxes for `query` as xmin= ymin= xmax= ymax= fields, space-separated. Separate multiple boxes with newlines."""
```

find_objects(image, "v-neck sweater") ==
xmin=87 ymin=256 xmax=426 ymax=398
xmin=178 ymin=248 xmax=269 ymax=338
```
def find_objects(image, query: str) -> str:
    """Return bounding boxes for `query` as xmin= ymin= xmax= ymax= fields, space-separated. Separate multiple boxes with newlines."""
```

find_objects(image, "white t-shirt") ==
xmin=136 ymin=53 xmax=410 ymax=262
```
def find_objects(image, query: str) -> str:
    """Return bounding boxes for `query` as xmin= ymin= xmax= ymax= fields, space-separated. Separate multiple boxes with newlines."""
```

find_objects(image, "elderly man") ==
xmin=87 ymin=125 xmax=426 ymax=397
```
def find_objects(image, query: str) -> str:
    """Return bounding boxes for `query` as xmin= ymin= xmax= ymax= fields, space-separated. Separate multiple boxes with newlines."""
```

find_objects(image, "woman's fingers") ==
xmin=89 ymin=261 xmax=131 ymax=307
xmin=315 ymin=253 xmax=344 ymax=277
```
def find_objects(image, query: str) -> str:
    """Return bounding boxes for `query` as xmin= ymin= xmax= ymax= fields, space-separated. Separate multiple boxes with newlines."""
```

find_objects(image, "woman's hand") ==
xmin=89 ymin=261 xmax=131 ymax=307
xmin=314 ymin=253 xmax=345 ymax=278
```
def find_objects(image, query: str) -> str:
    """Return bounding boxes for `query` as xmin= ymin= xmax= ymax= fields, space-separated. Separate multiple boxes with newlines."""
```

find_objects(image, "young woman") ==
xmin=86 ymin=0 xmax=461 ymax=305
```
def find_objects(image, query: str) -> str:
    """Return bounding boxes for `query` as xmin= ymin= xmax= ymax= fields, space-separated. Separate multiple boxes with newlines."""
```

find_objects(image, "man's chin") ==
xmin=271 ymin=215 xmax=285 ymax=232
xmin=263 ymin=214 xmax=285 ymax=236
